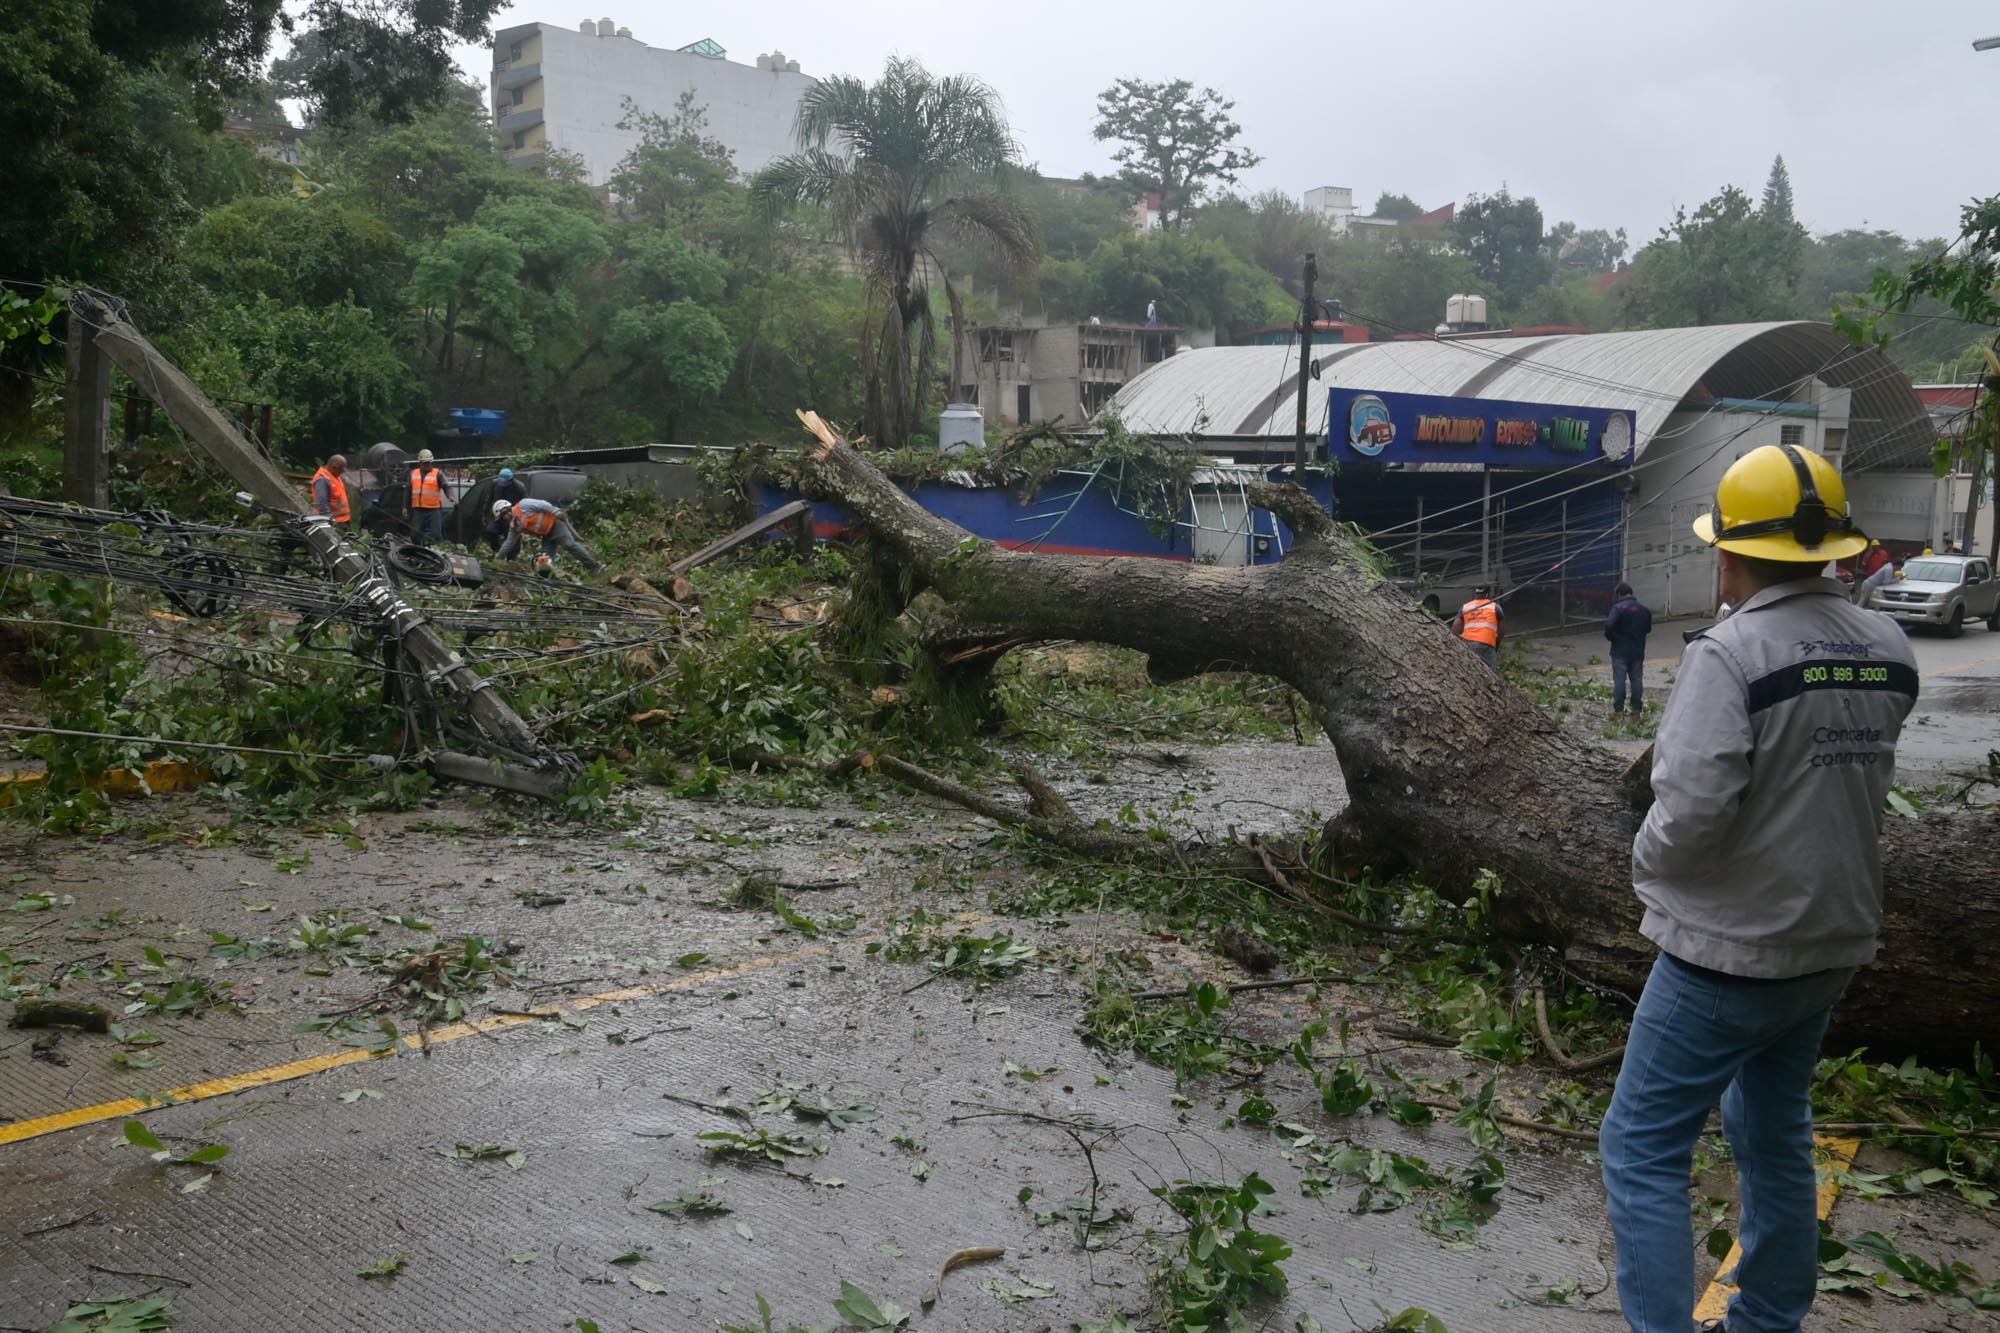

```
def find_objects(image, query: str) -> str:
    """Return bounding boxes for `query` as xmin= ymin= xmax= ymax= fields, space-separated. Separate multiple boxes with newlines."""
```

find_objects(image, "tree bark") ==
xmin=795 ymin=412 xmax=2000 ymax=1062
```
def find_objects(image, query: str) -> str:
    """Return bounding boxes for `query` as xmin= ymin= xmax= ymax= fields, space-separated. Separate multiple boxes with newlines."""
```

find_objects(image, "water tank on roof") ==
xmin=617 ymin=26 xmax=632 ymax=38
xmin=785 ymin=59 xmax=800 ymax=72
xmin=578 ymin=19 xmax=593 ymax=32
xmin=596 ymin=17 xmax=615 ymax=36
xmin=938 ymin=403 xmax=984 ymax=455
xmin=1445 ymin=294 xmax=1488 ymax=330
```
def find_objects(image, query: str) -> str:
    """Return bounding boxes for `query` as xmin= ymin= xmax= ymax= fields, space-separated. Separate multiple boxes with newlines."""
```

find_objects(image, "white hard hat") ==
xmin=491 ymin=499 xmax=514 ymax=518
xmin=417 ymin=449 xmax=434 ymax=463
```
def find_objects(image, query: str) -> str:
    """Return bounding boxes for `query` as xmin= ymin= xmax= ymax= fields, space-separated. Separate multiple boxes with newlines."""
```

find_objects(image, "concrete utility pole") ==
xmin=62 ymin=319 xmax=111 ymax=508
xmin=1292 ymin=252 xmax=1318 ymax=476
xmin=73 ymin=295 xmax=573 ymax=797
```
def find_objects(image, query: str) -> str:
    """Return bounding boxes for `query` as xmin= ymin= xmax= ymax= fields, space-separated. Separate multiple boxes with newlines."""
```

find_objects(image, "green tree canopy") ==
xmin=754 ymin=56 xmax=1040 ymax=448
xmin=186 ymin=195 xmax=408 ymax=314
xmin=271 ymin=4 xmax=505 ymax=126
xmin=1092 ymin=78 xmax=1261 ymax=229
xmin=1622 ymin=184 xmax=1805 ymax=326
xmin=1196 ymin=192 xmax=1339 ymax=299
xmin=1321 ymin=238 xmax=1480 ymax=336
xmin=1763 ymin=154 xmax=1795 ymax=225
xmin=1371 ymin=192 xmax=1423 ymax=222
xmin=215 ymin=295 xmax=420 ymax=458
xmin=1452 ymin=187 xmax=1553 ymax=312
xmin=1542 ymin=221 xmax=1628 ymax=273
xmin=611 ymin=92 xmax=741 ymax=238
xmin=1063 ymin=231 xmax=1292 ymax=336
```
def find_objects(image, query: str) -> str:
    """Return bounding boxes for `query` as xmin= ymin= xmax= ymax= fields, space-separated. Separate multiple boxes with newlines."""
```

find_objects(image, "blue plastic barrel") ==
xmin=446 ymin=408 xmax=509 ymax=439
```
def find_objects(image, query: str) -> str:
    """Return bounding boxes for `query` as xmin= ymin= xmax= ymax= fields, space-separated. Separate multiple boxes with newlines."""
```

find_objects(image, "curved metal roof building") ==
xmin=1109 ymin=322 xmax=1934 ymax=471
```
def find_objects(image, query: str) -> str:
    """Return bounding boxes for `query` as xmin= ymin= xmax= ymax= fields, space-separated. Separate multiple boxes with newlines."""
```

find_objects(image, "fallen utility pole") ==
xmin=73 ymin=294 xmax=574 ymax=798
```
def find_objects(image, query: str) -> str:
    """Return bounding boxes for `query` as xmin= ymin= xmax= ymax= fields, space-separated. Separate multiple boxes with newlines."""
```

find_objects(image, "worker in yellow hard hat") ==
xmin=1600 ymin=444 xmax=1918 ymax=1333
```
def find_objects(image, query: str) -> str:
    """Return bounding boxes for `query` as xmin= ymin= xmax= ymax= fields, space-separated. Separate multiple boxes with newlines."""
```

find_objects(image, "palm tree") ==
xmin=754 ymin=57 xmax=1039 ymax=448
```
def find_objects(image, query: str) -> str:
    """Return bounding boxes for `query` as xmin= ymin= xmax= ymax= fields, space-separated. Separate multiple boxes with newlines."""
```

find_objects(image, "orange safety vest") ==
xmin=516 ymin=505 xmax=560 ymax=537
xmin=310 ymin=467 xmax=350 ymax=525
xmin=409 ymin=466 xmax=444 ymax=510
xmin=1458 ymin=598 xmax=1501 ymax=647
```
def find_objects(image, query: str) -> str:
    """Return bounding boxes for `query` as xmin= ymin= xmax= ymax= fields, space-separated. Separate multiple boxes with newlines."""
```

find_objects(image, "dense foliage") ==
xmin=0 ymin=20 xmax=1989 ymax=464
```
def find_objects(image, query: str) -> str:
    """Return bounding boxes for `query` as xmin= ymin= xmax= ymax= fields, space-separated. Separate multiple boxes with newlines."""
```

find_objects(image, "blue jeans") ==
xmin=1600 ymin=953 xmax=1853 ymax=1333
xmin=1612 ymin=655 xmax=1643 ymax=711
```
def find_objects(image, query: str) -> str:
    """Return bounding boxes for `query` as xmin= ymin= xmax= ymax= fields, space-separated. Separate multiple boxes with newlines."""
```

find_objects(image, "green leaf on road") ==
xmin=831 ymin=1281 xmax=910 ymax=1329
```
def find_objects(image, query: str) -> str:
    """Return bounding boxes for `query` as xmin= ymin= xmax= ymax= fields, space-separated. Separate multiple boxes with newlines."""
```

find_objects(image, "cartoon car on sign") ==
xmin=1347 ymin=395 xmax=1395 ymax=456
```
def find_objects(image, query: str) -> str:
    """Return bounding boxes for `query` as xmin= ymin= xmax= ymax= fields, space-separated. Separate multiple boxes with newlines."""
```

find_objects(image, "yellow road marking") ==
xmin=1693 ymin=1135 xmax=1862 ymax=1321
xmin=0 ymin=916 xmax=990 ymax=1148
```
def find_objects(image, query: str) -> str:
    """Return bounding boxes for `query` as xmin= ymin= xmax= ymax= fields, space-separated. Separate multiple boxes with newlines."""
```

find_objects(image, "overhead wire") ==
xmin=0 ymin=721 xmax=377 ymax=764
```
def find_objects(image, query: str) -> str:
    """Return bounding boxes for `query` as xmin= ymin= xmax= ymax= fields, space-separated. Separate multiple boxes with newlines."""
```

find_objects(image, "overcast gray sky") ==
xmin=452 ymin=0 xmax=2000 ymax=242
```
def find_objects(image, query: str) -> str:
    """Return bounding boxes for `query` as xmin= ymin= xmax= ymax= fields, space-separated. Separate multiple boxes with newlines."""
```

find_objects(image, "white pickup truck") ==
xmin=1868 ymin=554 xmax=2000 ymax=637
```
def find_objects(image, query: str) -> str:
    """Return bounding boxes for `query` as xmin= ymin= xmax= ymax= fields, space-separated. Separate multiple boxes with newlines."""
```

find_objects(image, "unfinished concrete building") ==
xmin=957 ymin=321 xmax=1183 ymax=430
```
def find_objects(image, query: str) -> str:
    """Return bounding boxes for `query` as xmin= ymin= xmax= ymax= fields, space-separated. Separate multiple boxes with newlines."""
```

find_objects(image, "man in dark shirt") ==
xmin=482 ymin=467 xmax=528 ymax=550
xmin=1604 ymin=582 xmax=1654 ymax=717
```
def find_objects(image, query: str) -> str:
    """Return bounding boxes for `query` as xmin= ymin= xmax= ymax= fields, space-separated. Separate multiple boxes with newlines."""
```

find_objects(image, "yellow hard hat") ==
xmin=1691 ymin=444 xmax=1868 ymax=561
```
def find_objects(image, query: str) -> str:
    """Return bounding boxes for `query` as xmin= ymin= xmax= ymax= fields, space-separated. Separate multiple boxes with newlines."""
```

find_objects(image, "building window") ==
xmin=959 ymin=384 xmax=978 ymax=405
xmin=1081 ymin=343 xmax=1128 ymax=372
xmin=509 ymin=41 xmax=523 ymax=61
xmin=1016 ymin=385 xmax=1031 ymax=423
xmin=1779 ymin=423 xmax=1805 ymax=446
xmin=510 ymin=86 xmax=525 ymax=106
xmin=512 ymin=130 xmax=527 ymax=148
xmin=1080 ymin=382 xmax=1119 ymax=414
xmin=1821 ymin=427 xmax=1846 ymax=457
xmin=1142 ymin=333 xmax=1173 ymax=364
xmin=979 ymin=331 xmax=1014 ymax=363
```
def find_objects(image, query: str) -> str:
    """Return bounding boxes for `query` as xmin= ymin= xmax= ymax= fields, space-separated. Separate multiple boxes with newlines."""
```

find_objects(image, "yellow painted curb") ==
xmin=1693 ymin=1135 xmax=1862 ymax=1320
xmin=0 ymin=760 xmax=206 ymax=807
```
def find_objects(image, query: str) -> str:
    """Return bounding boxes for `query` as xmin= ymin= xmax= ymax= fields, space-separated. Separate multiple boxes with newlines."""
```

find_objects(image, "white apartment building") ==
xmin=492 ymin=18 xmax=813 ymax=184
xmin=1302 ymin=185 xmax=1399 ymax=239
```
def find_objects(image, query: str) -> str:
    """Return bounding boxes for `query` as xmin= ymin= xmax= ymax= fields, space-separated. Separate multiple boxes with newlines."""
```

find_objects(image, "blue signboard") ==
xmin=1327 ymin=388 xmax=1635 ymax=469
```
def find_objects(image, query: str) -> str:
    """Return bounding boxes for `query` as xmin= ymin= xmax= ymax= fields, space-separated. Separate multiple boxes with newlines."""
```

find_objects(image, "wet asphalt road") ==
xmin=4 ymin=740 xmax=1997 ymax=1331
xmin=1529 ymin=613 xmax=2000 ymax=786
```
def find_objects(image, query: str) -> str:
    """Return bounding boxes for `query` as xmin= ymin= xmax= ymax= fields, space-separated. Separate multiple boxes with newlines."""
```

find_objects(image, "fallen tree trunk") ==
xmin=795 ymin=413 xmax=2000 ymax=1061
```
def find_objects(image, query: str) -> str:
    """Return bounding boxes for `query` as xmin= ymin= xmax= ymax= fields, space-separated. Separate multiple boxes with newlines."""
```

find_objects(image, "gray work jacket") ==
xmin=1632 ymin=577 xmax=1918 ymax=978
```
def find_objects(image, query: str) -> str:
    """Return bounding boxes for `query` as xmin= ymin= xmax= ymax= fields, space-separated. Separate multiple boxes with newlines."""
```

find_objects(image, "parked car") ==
xmin=1392 ymin=550 xmax=1512 ymax=617
xmin=1867 ymin=554 xmax=2000 ymax=637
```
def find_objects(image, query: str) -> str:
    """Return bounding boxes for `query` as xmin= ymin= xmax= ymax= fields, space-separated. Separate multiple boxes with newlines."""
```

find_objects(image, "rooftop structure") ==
xmin=1110 ymin=322 xmax=1931 ymax=470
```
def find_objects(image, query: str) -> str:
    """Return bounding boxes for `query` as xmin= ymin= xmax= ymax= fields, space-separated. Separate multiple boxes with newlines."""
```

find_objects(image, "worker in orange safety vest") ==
xmin=309 ymin=455 xmax=350 ymax=527
xmin=493 ymin=497 xmax=602 ymax=572
xmin=404 ymin=448 xmax=445 ymax=546
xmin=1451 ymin=584 xmax=1504 ymax=668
